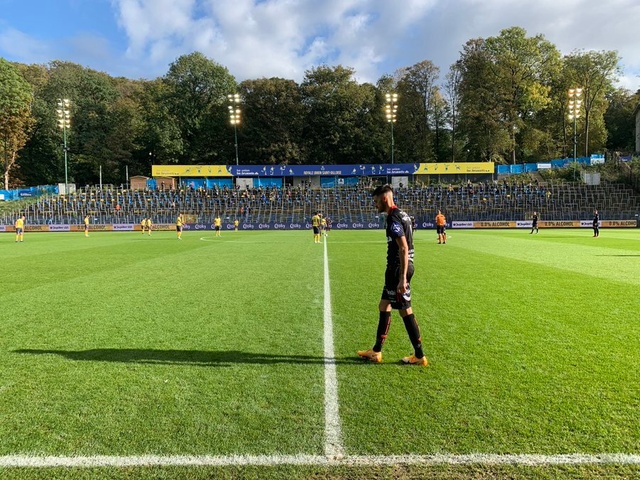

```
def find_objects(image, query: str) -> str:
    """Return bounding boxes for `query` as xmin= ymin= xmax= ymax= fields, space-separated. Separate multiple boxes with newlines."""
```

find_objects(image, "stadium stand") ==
xmin=1 ymin=179 xmax=639 ymax=226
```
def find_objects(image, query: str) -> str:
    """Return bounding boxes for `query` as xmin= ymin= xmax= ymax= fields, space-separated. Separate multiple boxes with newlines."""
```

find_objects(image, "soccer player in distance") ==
xmin=530 ymin=211 xmax=539 ymax=234
xmin=84 ymin=214 xmax=90 ymax=237
xmin=358 ymin=185 xmax=428 ymax=366
xmin=176 ymin=214 xmax=184 ymax=240
xmin=311 ymin=211 xmax=321 ymax=244
xmin=214 ymin=215 xmax=222 ymax=237
xmin=593 ymin=209 xmax=600 ymax=237
xmin=15 ymin=215 xmax=25 ymax=242
xmin=435 ymin=210 xmax=447 ymax=244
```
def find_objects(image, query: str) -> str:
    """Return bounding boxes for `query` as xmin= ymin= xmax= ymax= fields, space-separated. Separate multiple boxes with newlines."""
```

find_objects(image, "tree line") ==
xmin=1 ymin=26 xmax=638 ymax=188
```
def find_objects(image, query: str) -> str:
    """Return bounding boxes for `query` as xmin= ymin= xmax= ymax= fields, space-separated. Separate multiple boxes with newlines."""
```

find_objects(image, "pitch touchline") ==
xmin=323 ymin=235 xmax=344 ymax=459
xmin=1 ymin=454 xmax=639 ymax=468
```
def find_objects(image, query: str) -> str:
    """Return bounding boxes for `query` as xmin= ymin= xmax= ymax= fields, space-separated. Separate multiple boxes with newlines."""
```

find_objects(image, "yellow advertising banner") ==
xmin=152 ymin=165 xmax=232 ymax=177
xmin=473 ymin=221 xmax=516 ymax=228
xmin=540 ymin=221 xmax=581 ymax=228
xmin=601 ymin=220 xmax=637 ymax=228
xmin=25 ymin=225 xmax=49 ymax=232
xmin=416 ymin=162 xmax=494 ymax=175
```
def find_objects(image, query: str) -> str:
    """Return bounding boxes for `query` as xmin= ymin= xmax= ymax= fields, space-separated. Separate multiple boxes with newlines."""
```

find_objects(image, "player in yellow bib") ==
xmin=15 ymin=215 xmax=25 ymax=242
xmin=311 ymin=212 xmax=321 ymax=243
xmin=84 ymin=215 xmax=90 ymax=237
xmin=176 ymin=215 xmax=184 ymax=240
xmin=146 ymin=217 xmax=152 ymax=236
xmin=214 ymin=216 xmax=222 ymax=237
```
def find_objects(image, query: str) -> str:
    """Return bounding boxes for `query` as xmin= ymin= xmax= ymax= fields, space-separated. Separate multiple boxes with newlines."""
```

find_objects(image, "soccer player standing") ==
xmin=435 ymin=210 xmax=447 ymax=244
xmin=311 ymin=212 xmax=321 ymax=244
xmin=530 ymin=211 xmax=539 ymax=234
xmin=176 ymin=214 xmax=184 ymax=240
xmin=214 ymin=215 xmax=222 ymax=237
xmin=84 ymin=214 xmax=90 ymax=237
xmin=15 ymin=215 xmax=25 ymax=242
xmin=358 ymin=185 xmax=428 ymax=366
xmin=593 ymin=210 xmax=600 ymax=237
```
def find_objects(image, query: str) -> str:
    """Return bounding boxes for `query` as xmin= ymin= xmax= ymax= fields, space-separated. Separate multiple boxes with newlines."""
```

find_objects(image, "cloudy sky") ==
xmin=1 ymin=0 xmax=639 ymax=91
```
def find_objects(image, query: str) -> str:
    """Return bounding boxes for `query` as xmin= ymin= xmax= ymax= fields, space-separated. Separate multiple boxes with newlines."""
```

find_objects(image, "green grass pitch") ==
xmin=0 ymin=228 xmax=638 ymax=479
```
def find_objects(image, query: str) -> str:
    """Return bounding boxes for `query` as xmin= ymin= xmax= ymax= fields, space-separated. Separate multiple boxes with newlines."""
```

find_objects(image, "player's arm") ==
xmin=395 ymin=234 xmax=409 ymax=294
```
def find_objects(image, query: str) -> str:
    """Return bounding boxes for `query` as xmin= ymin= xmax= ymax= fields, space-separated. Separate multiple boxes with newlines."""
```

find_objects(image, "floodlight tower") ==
xmin=568 ymin=88 xmax=583 ymax=180
xmin=56 ymin=98 xmax=72 ymax=195
xmin=385 ymin=92 xmax=398 ymax=164
xmin=228 ymin=93 xmax=241 ymax=165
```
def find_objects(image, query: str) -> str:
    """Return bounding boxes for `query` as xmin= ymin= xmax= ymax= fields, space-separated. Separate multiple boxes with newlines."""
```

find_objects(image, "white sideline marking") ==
xmin=1 ymin=453 xmax=638 ymax=468
xmin=323 ymin=235 xmax=345 ymax=459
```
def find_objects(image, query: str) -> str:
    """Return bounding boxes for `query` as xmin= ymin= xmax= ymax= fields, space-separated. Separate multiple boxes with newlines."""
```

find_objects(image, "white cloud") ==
xmin=108 ymin=0 xmax=640 ymax=91
xmin=0 ymin=26 xmax=52 ymax=64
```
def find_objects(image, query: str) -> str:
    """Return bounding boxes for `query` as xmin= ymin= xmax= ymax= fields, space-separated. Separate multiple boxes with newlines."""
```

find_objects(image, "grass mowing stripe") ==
xmin=0 ymin=453 xmax=638 ymax=468
xmin=323 ymin=235 xmax=344 ymax=459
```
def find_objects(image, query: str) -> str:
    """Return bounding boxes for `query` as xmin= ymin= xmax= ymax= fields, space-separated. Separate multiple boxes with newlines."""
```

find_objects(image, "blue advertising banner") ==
xmin=227 ymin=163 xmax=419 ymax=177
xmin=182 ymin=221 xmax=386 ymax=231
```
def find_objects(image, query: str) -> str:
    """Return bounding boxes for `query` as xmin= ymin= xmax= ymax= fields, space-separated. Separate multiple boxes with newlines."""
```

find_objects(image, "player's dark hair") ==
xmin=371 ymin=184 xmax=393 ymax=197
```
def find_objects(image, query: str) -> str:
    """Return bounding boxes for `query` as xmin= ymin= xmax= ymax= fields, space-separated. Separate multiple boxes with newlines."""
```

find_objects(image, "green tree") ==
xmin=238 ymin=77 xmax=305 ymax=164
xmin=395 ymin=60 xmax=440 ymax=162
xmin=136 ymin=78 xmax=184 ymax=167
xmin=301 ymin=65 xmax=382 ymax=164
xmin=604 ymin=87 xmax=639 ymax=152
xmin=0 ymin=59 xmax=33 ymax=189
xmin=564 ymin=50 xmax=621 ymax=156
xmin=458 ymin=38 xmax=510 ymax=162
xmin=484 ymin=27 xmax=561 ymax=164
xmin=13 ymin=62 xmax=58 ymax=185
xmin=163 ymin=52 xmax=237 ymax=164
xmin=444 ymin=63 xmax=463 ymax=161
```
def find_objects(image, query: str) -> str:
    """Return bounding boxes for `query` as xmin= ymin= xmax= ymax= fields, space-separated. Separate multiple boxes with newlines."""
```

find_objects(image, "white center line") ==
xmin=323 ymin=235 xmax=344 ymax=460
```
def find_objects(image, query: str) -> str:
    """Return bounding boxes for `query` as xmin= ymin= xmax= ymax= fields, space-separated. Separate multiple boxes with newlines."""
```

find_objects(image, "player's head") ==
xmin=372 ymin=185 xmax=394 ymax=213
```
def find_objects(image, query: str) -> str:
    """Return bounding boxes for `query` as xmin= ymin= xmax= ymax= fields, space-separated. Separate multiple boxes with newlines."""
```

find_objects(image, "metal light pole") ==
xmin=228 ymin=94 xmax=241 ymax=165
xmin=56 ymin=98 xmax=71 ymax=194
xmin=385 ymin=93 xmax=398 ymax=164
xmin=568 ymin=88 xmax=582 ymax=181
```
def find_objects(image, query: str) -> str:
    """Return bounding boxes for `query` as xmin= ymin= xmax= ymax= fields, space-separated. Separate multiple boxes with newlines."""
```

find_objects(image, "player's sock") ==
xmin=373 ymin=311 xmax=391 ymax=352
xmin=402 ymin=313 xmax=424 ymax=358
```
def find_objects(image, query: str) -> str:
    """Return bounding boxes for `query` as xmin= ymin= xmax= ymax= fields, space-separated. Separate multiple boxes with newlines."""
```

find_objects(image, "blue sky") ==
xmin=1 ymin=0 xmax=639 ymax=91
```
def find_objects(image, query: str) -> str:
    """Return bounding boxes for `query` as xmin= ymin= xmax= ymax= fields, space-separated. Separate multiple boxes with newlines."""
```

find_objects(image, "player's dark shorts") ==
xmin=532 ymin=221 xmax=538 ymax=227
xmin=176 ymin=225 xmax=182 ymax=232
xmin=436 ymin=225 xmax=446 ymax=234
xmin=215 ymin=225 xmax=221 ymax=231
xmin=313 ymin=226 xmax=320 ymax=234
xmin=381 ymin=263 xmax=414 ymax=310
xmin=16 ymin=228 xmax=23 ymax=235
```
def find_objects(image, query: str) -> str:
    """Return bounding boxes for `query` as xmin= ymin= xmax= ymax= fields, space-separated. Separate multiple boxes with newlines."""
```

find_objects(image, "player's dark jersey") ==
xmin=385 ymin=206 xmax=414 ymax=267
xmin=532 ymin=214 xmax=538 ymax=225
xmin=593 ymin=213 xmax=599 ymax=227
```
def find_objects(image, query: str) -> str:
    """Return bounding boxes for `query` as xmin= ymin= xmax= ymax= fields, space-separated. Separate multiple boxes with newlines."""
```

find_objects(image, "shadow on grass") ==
xmin=13 ymin=348 xmax=362 ymax=367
